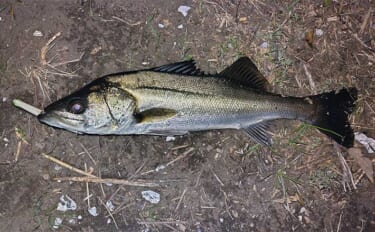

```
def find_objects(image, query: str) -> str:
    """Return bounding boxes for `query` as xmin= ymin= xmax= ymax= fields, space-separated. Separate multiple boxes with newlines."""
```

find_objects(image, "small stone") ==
xmin=106 ymin=200 xmax=115 ymax=211
xmin=315 ymin=29 xmax=323 ymax=37
xmin=88 ymin=206 xmax=99 ymax=216
xmin=178 ymin=5 xmax=191 ymax=17
xmin=177 ymin=24 xmax=183 ymax=29
xmin=166 ymin=136 xmax=175 ymax=142
xmin=77 ymin=215 xmax=83 ymax=220
xmin=53 ymin=217 xmax=63 ymax=229
xmin=2 ymin=97 xmax=7 ymax=102
xmin=219 ymin=218 xmax=224 ymax=223
xmin=142 ymin=190 xmax=160 ymax=204
xmin=158 ymin=23 xmax=165 ymax=28
xmin=3 ymin=138 xmax=9 ymax=143
xmin=107 ymin=218 xmax=112 ymax=224
xmin=260 ymin=41 xmax=268 ymax=48
xmin=33 ymin=30 xmax=43 ymax=37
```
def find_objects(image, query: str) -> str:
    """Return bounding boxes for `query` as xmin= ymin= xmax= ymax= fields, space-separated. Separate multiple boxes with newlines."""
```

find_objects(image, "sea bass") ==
xmin=38 ymin=57 xmax=357 ymax=147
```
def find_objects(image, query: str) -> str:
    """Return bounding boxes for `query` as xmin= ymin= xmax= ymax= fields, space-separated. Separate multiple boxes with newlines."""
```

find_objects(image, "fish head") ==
xmin=38 ymin=80 xmax=136 ymax=134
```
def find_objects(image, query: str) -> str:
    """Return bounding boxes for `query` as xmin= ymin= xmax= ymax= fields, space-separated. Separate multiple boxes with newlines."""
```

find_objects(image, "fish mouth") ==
xmin=38 ymin=112 xmax=85 ymax=133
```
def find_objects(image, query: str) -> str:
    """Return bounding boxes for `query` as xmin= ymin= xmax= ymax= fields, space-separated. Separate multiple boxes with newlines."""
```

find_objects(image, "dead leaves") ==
xmin=348 ymin=148 xmax=374 ymax=183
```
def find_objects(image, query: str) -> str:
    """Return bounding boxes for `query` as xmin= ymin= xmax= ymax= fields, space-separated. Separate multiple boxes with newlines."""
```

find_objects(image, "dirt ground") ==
xmin=1 ymin=0 xmax=374 ymax=231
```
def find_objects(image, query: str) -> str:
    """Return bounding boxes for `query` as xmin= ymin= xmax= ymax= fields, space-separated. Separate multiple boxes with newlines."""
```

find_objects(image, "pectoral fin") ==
xmin=134 ymin=108 xmax=177 ymax=123
xmin=243 ymin=121 xmax=273 ymax=146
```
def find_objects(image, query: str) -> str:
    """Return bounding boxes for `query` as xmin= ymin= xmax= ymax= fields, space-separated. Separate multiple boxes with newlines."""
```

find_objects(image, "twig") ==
xmin=359 ymin=7 xmax=372 ymax=35
xmin=41 ymin=32 xmax=61 ymax=66
xmin=112 ymin=16 xmax=142 ymax=26
xmin=140 ymin=148 xmax=194 ymax=176
xmin=42 ymin=153 xmax=97 ymax=178
xmin=137 ymin=220 xmax=186 ymax=225
xmin=14 ymin=141 xmax=22 ymax=162
xmin=334 ymin=145 xmax=357 ymax=191
xmin=175 ymin=188 xmax=187 ymax=212
xmin=85 ymin=163 xmax=91 ymax=208
xmin=79 ymin=143 xmax=97 ymax=165
xmin=13 ymin=99 xmax=42 ymax=116
xmin=352 ymin=33 xmax=375 ymax=52
xmin=303 ymin=63 xmax=316 ymax=94
xmin=54 ymin=176 xmax=159 ymax=187
xmin=99 ymin=197 xmax=119 ymax=229
xmin=211 ymin=169 xmax=224 ymax=186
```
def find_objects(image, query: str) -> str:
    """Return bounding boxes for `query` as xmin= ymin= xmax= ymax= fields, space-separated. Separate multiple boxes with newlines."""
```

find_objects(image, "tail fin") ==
xmin=311 ymin=88 xmax=357 ymax=148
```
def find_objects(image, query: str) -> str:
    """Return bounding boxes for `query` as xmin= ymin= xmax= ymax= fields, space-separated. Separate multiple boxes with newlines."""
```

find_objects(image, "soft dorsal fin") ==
xmin=243 ymin=121 xmax=273 ymax=146
xmin=150 ymin=60 xmax=205 ymax=76
xmin=219 ymin=57 xmax=270 ymax=91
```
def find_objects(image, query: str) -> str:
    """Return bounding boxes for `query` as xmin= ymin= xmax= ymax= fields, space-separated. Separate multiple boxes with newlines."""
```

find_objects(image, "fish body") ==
xmin=38 ymin=57 xmax=357 ymax=147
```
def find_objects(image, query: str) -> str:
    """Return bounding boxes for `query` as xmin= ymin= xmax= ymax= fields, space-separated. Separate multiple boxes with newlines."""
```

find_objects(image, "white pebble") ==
xmin=166 ymin=136 xmax=175 ymax=142
xmin=54 ymin=165 xmax=62 ymax=171
xmin=3 ymin=137 xmax=9 ymax=143
xmin=107 ymin=218 xmax=112 ymax=224
xmin=219 ymin=218 xmax=224 ymax=223
xmin=33 ymin=30 xmax=43 ymax=37
xmin=315 ymin=29 xmax=324 ymax=37
xmin=88 ymin=206 xmax=99 ymax=216
xmin=178 ymin=5 xmax=191 ymax=17
xmin=2 ymin=97 xmax=6 ymax=102
xmin=77 ymin=215 xmax=83 ymax=220
xmin=53 ymin=217 xmax=63 ymax=229
xmin=155 ymin=164 xmax=166 ymax=172
xmin=57 ymin=195 xmax=77 ymax=212
xmin=177 ymin=24 xmax=183 ymax=29
xmin=142 ymin=190 xmax=160 ymax=204
xmin=158 ymin=23 xmax=165 ymax=28
xmin=106 ymin=200 xmax=115 ymax=211
xmin=260 ymin=41 xmax=268 ymax=48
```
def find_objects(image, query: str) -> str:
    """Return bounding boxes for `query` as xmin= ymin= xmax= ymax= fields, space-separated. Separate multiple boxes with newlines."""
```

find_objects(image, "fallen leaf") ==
xmin=348 ymin=148 xmax=374 ymax=183
xmin=305 ymin=30 xmax=314 ymax=47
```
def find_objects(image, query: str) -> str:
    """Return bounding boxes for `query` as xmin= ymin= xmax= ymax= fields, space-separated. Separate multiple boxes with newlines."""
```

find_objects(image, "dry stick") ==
xmin=137 ymin=220 xmax=186 ymax=225
xmin=13 ymin=99 xmax=42 ymax=116
xmin=359 ymin=7 xmax=372 ymax=35
xmin=140 ymin=147 xmax=195 ymax=176
xmin=302 ymin=63 xmax=317 ymax=95
xmin=14 ymin=141 xmax=22 ymax=162
xmin=42 ymin=153 xmax=97 ymax=178
xmin=175 ymin=188 xmax=187 ymax=212
xmin=79 ymin=143 xmax=97 ymax=165
xmin=41 ymin=32 xmax=61 ymax=66
xmin=85 ymin=163 xmax=91 ymax=209
xmin=99 ymin=197 xmax=119 ymax=229
xmin=54 ymin=176 xmax=159 ymax=187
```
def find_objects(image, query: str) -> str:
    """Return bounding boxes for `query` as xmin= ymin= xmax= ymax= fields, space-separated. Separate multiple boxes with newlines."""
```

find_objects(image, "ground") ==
xmin=0 ymin=0 xmax=374 ymax=231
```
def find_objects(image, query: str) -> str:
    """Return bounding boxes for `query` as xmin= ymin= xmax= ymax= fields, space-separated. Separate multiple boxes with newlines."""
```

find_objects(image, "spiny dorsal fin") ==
xmin=220 ymin=57 xmax=270 ymax=91
xmin=243 ymin=121 xmax=273 ymax=146
xmin=150 ymin=60 xmax=206 ymax=76
xmin=134 ymin=108 xmax=177 ymax=123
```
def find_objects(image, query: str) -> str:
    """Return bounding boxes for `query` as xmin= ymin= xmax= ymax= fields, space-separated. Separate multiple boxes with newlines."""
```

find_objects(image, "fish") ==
xmin=37 ymin=57 xmax=358 ymax=147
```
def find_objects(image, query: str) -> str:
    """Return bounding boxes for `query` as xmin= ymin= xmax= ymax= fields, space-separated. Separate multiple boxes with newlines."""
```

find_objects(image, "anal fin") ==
xmin=243 ymin=121 xmax=273 ymax=146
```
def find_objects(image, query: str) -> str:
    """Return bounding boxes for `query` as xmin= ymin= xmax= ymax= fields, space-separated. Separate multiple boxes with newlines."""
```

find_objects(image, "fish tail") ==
xmin=310 ymin=88 xmax=357 ymax=148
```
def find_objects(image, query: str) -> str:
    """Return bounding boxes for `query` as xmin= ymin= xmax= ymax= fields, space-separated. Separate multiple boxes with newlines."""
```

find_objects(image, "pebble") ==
xmin=33 ymin=30 xmax=43 ymax=37
xmin=57 ymin=195 xmax=77 ymax=212
xmin=260 ymin=41 xmax=268 ymax=48
xmin=53 ymin=217 xmax=63 ymax=229
xmin=177 ymin=24 xmax=183 ymax=29
xmin=166 ymin=136 xmax=175 ymax=142
xmin=88 ymin=206 xmax=99 ymax=216
xmin=158 ymin=23 xmax=165 ymax=28
xmin=142 ymin=190 xmax=160 ymax=204
xmin=315 ymin=29 xmax=324 ymax=37
xmin=178 ymin=5 xmax=191 ymax=17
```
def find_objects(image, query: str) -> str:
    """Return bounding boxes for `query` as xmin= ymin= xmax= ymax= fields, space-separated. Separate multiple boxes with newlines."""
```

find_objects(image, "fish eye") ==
xmin=67 ymin=99 xmax=86 ymax=114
